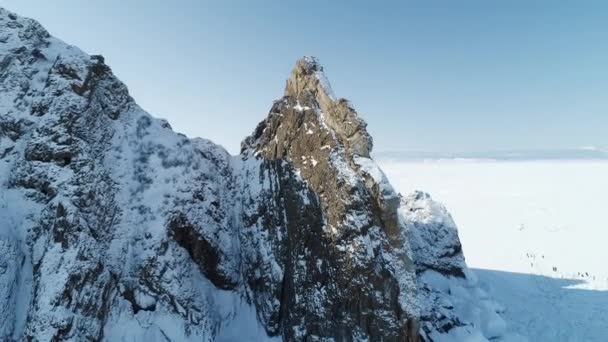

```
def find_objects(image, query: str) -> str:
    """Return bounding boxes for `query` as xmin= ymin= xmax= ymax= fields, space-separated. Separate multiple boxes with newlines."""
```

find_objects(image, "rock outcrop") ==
xmin=239 ymin=55 xmax=418 ymax=340
xmin=0 ymin=7 xmax=517 ymax=342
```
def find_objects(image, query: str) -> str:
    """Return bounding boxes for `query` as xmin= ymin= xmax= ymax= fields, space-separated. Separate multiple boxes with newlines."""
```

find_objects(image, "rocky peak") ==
xmin=243 ymin=56 xmax=403 ymax=244
xmin=284 ymin=56 xmax=335 ymax=106
xmin=238 ymin=57 xmax=419 ymax=340
xmin=282 ymin=56 xmax=373 ymax=158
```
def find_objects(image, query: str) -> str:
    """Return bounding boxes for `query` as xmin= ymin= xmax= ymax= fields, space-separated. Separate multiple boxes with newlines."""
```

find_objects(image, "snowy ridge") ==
xmin=0 ymin=7 xmax=270 ymax=340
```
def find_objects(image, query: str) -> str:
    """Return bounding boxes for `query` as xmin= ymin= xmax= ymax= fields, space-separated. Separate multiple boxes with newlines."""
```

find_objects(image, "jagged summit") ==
xmin=285 ymin=56 xmax=335 ymax=100
xmin=292 ymin=56 xmax=372 ymax=158
xmin=245 ymin=56 xmax=372 ymax=160
xmin=239 ymin=55 xmax=419 ymax=339
xmin=292 ymin=56 xmax=323 ymax=72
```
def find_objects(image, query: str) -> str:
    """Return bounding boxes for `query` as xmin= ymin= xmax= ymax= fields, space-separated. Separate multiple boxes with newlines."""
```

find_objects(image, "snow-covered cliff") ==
xmin=0 ymin=7 xmax=520 ymax=341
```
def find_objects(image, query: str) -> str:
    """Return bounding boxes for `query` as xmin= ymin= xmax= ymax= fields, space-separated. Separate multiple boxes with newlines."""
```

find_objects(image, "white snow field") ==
xmin=378 ymin=159 xmax=608 ymax=341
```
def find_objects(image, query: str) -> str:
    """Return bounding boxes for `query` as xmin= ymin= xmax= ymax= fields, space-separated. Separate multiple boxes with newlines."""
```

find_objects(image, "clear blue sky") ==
xmin=2 ymin=1 xmax=607 ymax=154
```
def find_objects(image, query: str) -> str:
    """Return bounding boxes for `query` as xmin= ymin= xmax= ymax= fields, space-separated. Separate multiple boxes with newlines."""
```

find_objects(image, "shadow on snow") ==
xmin=471 ymin=268 xmax=608 ymax=341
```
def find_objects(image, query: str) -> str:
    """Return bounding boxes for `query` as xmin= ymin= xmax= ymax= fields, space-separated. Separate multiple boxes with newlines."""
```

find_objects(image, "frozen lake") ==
xmin=378 ymin=159 xmax=608 ymax=289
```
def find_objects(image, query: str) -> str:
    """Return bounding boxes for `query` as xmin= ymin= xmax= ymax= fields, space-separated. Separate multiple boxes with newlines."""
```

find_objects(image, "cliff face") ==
xmin=0 ymin=7 xmax=513 ymax=342
xmin=239 ymin=56 xmax=418 ymax=340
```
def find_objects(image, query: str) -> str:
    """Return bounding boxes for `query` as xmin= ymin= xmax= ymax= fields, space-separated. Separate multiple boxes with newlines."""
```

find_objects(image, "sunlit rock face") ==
xmin=240 ymin=55 xmax=419 ymax=341
xmin=0 ymin=6 xmax=513 ymax=342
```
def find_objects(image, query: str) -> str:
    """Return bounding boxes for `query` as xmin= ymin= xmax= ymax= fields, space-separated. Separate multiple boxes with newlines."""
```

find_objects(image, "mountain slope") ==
xmin=0 ymin=7 xmax=519 ymax=341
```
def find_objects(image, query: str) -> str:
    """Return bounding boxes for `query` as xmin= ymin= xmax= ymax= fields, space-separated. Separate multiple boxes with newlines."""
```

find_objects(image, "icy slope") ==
xmin=1 ymin=7 xmax=519 ymax=341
